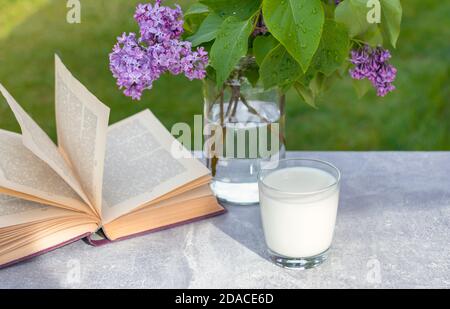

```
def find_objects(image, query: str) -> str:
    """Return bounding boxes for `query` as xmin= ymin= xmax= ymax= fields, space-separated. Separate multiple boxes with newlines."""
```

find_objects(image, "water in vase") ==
xmin=204 ymin=100 xmax=286 ymax=205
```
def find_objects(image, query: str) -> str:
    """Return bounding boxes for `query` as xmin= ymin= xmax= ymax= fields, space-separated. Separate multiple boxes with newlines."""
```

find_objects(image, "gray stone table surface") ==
xmin=0 ymin=152 xmax=449 ymax=288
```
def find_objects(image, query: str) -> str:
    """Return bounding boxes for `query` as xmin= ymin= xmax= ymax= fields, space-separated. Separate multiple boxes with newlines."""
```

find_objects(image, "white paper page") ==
xmin=55 ymin=55 xmax=110 ymax=214
xmin=101 ymin=109 xmax=210 ymax=223
xmin=0 ymin=130 xmax=89 ymax=213
xmin=0 ymin=83 xmax=91 ymax=208
xmin=0 ymin=195 xmax=74 ymax=229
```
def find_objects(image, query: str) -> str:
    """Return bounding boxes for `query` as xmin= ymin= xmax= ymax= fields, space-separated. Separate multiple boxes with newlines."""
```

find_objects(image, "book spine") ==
xmin=86 ymin=208 xmax=227 ymax=246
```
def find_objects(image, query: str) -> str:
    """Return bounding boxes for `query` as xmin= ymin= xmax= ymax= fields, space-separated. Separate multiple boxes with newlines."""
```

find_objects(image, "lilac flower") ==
xmin=134 ymin=1 xmax=184 ymax=44
xmin=178 ymin=44 xmax=208 ymax=80
xmin=349 ymin=45 xmax=397 ymax=97
xmin=109 ymin=33 xmax=159 ymax=100
xmin=109 ymin=0 xmax=208 ymax=100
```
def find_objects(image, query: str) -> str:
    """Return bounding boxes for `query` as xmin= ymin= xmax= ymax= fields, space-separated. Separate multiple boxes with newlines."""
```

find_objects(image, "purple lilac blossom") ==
xmin=134 ymin=1 xmax=184 ymax=44
xmin=109 ymin=0 xmax=208 ymax=100
xmin=349 ymin=45 xmax=397 ymax=97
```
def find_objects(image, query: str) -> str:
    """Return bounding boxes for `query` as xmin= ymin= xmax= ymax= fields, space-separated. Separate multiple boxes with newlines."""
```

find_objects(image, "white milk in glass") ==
xmin=259 ymin=166 xmax=339 ymax=258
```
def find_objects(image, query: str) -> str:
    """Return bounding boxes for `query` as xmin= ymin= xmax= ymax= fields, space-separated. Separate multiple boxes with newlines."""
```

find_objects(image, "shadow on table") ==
xmin=212 ymin=203 xmax=271 ymax=261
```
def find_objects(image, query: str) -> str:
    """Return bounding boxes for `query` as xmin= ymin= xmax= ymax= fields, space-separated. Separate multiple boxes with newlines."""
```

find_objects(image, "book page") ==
xmin=0 ymin=218 xmax=98 ymax=268
xmin=0 ymin=195 xmax=74 ymax=229
xmin=0 ymin=83 xmax=92 ymax=209
xmin=0 ymin=130 xmax=90 ymax=213
xmin=55 ymin=55 xmax=110 ymax=215
xmin=101 ymin=109 xmax=211 ymax=224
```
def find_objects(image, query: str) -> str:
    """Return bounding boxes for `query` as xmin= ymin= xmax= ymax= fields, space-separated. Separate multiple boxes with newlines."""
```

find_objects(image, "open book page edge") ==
xmin=101 ymin=187 xmax=224 ymax=241
xmin=0 ymin=217 xmax=99 ymax=255
xmin=0 ymin=83 xmax=94 ymax=211
xmin=0 ymin=129 xmax=93 ymax=214
xmin=88 ymin=203 xmax=226 ymax=246
xmin=123 ymin=175 xmax=212 ymax=216
xmin=0 ymin=195 xmax=99 ymax=268
xmin=0 ymin=186 xmax=93 ymax=214
xmin=127 ymin=185 xmax=215 ymax=214
xmin=0 ymin=199 xmax=83 ymax=229
xmin=103 ymin=195 xmax=224 ymax=241
xmin=0 ymin=215 xmax=95 ymax=240
xmin=54 ymin=55 xmax=110 ymax=215
xmin=101 ymin=109 xmax=211 ymax=224
xmin=0 ymin=229 xmax=95 ymax=269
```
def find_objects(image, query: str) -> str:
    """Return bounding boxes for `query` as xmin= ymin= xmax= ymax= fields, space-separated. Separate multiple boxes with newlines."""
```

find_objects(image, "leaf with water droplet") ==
xmin=335 ymin=0 xmax=370 ymax=38
xmin=263 ymin=0 xmax=324 ymax=72
xmin=309 ymin=20 xmax=350 ymax=76
xmin=259 ymin=44 xmax=302 ymax=89
xmin=210 ymin=16 xmax=254 ymax=87
xmin=200 ymin=0 xmax=262 ymax=20
xmin=253 ymin=35 xmax=279 ymax=66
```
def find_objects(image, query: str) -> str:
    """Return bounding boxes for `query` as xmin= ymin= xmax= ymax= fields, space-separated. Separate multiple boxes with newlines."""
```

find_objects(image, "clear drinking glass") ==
xmin=203 ymin=57 xmax=286 ymax=205
xmin=258 ymin=158 xmax=341 ymax=269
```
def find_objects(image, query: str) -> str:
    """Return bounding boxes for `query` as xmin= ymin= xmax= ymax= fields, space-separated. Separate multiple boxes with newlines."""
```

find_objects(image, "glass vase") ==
xmin=203 ymin=58 xmax=286 ymax=205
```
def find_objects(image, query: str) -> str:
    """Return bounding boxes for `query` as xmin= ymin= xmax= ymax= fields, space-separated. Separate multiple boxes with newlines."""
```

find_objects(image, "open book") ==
xmin=0 ymin=55 xmax=225 ymax=268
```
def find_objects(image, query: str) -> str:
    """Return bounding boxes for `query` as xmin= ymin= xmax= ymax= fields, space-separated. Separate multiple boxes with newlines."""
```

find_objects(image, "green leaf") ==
xmin=321 ymin=71 xmax=341 ymax=92
xmin=199 ymin=0 xmax=262 ymax=20
xmin=185 ymin=3 xmax=209 ymax=16
xmin=184 ymin=15 xmax=207 ymax=35
xmin=310 ymin=72 xmax=338 ymax=95
xmin=336 ymin=0 xmax=402 ymax=48
xmin=253 ymin=35 xmax=278 ymax=66
xmin=206 ymin=66 xmax=217 ymax=84
xmin=309 ymin=73 xmax=325 ymax=99
xmin=184 ymin=3 xmax=209 ymax=33
xmin=279 ymin=82 xmax=294 ymax=94
xmin=335 ymin=0 xmax=370 ymax=38
xmin=243 ymin=63 xmax=259 ymax=87
xmin=360 ymin=24 xmax=384 ymax=47
xmin=380 ymin=0 xmax=402 ymax=48
xmin=259 ymin=44 xmax=302 ymax=89
xmin=310 ymin=20 xmax=349 ymax=76
xmin=336 ymin=58 xmax=351 ymax=77
xmin=210 ymin=17 xmax=254 ymax=87
xmin=294 ymin=82 xmax=317 ymax=108
xmin=187 ymin=13 xmax=223 ymax=47
xmin=263 ymin=0 xmax=325 ymax=72
xmin=295 ymin=72 xmax=339 ymax=107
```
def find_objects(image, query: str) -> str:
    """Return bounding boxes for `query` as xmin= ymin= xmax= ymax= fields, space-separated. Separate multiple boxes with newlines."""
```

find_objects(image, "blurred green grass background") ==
xmin=0 ymin=0 xmax=449 ymax=150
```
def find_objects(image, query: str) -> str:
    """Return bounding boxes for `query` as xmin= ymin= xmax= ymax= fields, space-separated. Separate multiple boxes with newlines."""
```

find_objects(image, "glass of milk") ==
xmin=258 ymin=158 xmax=341 ymax=269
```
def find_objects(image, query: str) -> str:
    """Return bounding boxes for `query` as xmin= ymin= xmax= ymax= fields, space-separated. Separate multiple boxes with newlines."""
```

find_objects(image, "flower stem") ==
xmin=240 ymin=94 xmax=270 ymax=123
